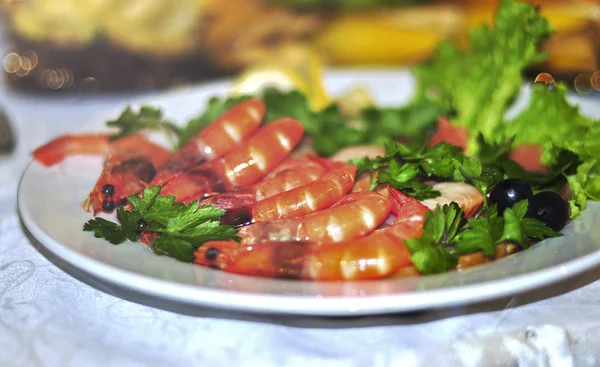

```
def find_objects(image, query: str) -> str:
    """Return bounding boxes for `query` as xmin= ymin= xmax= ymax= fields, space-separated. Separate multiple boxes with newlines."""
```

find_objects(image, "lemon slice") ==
xmin=230 ymin=46 xmax=330 ymax=111
xmin=230 ymin=65 xmax=309 ymax=96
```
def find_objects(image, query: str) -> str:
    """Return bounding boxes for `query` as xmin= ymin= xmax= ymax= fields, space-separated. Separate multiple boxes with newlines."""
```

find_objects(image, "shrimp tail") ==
xmin=32 ymin=133 xmax=111 ymax=167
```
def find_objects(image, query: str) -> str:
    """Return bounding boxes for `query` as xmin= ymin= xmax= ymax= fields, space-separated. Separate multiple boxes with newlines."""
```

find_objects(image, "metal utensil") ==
xmin=0 ymin=107 xmax=16 ymax=155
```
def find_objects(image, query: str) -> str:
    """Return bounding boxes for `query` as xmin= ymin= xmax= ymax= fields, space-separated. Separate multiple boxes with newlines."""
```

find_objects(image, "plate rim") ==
xmin=17 ymin=70 xmax=600 ymax=316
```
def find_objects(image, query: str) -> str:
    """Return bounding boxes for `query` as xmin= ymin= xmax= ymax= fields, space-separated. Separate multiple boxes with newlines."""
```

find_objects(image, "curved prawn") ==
xmin=160 ymin=118 xmax=304 ymax=203
xmin=195 ymin=188 xmax=429 ymax=280
xmin=199 ymin=155 xmax=330 ymax=210
xmin=220 ymin=163 xmax=357 ymax=226
xmin=150 ymin=99 xmax=265 ymax=186
xmin=33 ymin=133 xmax=172 ymax=214
xmin=237 ymin=191 xmax=391 ymax=245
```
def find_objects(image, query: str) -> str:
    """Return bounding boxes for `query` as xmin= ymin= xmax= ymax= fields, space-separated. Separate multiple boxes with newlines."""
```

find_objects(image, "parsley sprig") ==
xmin=351 ymin=140 xmax=495 ymax=200
xmin=405 ymin=200 xmax=562 ymax=275
xmin=107 ymin=106 xmax=182 ymax=146
xmin=351 ymin=134 xmax=581 ymax=202
xmin=83 ymin=186 xmax=239 ymax=262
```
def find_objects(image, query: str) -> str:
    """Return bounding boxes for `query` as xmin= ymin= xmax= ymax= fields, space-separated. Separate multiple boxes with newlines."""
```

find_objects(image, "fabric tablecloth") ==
xmin=2 ymin=75 xmax=600 ymax=367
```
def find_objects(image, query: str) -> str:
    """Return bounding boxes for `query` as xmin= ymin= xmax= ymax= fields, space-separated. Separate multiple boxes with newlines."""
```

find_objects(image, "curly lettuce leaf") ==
xmin=502 ymin=82 xmax=598 ymax=218
xmin=504 ymin=83 xmax=594 ymax=147
xmin=414 ymin=0 xmax=553 ymax=152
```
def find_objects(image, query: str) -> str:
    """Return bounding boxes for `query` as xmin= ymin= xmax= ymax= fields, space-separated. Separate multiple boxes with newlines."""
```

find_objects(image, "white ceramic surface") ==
xmin=17 ymin=70 xmax=600 ymax=316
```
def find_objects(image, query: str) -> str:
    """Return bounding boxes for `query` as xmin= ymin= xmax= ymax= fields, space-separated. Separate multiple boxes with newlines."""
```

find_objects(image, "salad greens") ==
xmin=351 ymin=140 xmax=490 ymax=200
xmin=414 ymin=0 xmax=553 ymax=153
xmin=406 ymin=201 xmax=561 ymax=275
xmin=502 ymin=83 xmax=600 ymax=217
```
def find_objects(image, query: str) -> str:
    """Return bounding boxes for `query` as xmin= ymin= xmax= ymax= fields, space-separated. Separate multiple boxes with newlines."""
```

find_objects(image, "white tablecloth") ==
xmin=3 ymin=75 xmax=600 ymax=367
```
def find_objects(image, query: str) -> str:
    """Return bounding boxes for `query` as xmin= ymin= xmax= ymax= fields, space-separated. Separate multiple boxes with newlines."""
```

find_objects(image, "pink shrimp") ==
xmin=237 ymin=191 xmax=391 ymax=245
xmin=219 ymin=163 xmax=357 ymax=226
xmin=195 ymin=188 xmax=429 ymax=280
xmin=151 ymin=99 xmax=265 ymax=186
xmin=199 ymin=155 xmax=330 ymax=210
xmin=33 ymin=133 xmax=172 ymax=214
xmin=159 ymin=118 xmax=304 ymax=203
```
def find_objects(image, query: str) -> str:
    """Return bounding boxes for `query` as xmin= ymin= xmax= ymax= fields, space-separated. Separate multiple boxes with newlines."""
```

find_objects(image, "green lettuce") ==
xmin=414 ymin=0 xmax=553 ymax=153
xmin=502 ymin=82 xmax=599 ymax=218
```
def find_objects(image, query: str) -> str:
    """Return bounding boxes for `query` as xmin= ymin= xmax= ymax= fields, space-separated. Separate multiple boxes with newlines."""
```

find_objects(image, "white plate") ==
xmin=18 ymin=70 xmax=600 ymax=316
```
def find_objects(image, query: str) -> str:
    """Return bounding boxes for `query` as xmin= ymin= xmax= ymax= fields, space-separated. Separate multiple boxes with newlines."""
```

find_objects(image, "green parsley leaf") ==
xmin=499 ymin=200 xmax=561 ymax=248
xmin=106 ymin=106 xmax=182 ymax=146
xmin=454 ymin=205 xmax=503 ymax=257
xmin=83 ymin=216 xmax=139 ymax=245
xmin=452 ymin=198 xmax=560 ymax=259
xmin=83 ymin=186 xmax=239 ymax=262
xmin=261 ymin=87 xmax=447 ymax=157
xmin=407 ymin=244 xmax=457 ymax=276
xmin=152 ymin=235 xmax=196 ymax=263
xmin=404 ymin=203 xmax=464 ymax=274
xmin=354 ymin=140 xmax=491 ymax=200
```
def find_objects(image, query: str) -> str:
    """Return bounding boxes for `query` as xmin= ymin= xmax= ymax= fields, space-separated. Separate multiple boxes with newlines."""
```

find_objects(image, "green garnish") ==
xmin=83 ymin=186 xmax=238 ymax=262
xmin=404 ymin=203 xmax=464 ymax=275
xmin=405 ymin=200 xmax=561 ymax=274
xmin=351 ymin=140 xmax=497 ymax=200
xmin=106 ymin=106 xmax=182 ymax=146
xmin=261 ymin=87 xmax=446 ymax=156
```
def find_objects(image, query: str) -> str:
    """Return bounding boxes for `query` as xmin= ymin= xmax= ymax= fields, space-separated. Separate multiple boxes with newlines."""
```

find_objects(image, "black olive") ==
xmin=204 ymin=247 xmax=220 ymax=261
xmin=488 ymin=178 xmax=533 ymax=214
xmin=101 ymin=200 xmax=115 ymax=212
xmin=137 ymin=219 xmax=148 ymax=231
xmin=101 ymin=184 xmax=115 ymax=196
xmin=526 ymin=191 xmax=569 ymax=231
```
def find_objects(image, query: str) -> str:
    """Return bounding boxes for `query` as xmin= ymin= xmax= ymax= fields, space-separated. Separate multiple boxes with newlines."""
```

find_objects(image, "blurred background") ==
xmin=1 ymin=0 xmax=599 ymax=95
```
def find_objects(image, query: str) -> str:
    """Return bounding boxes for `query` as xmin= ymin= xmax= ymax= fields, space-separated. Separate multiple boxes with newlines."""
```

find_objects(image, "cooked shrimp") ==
xmin=199 ymin=155 xmax=329 ymax=209
xmin=33 ymin=133 xmax=172 ymax=213
xmin=32 ymin=133 xmax=112 ymax=166
xmin=220 ymin=163 xmax=357 ymax=226
xmin=87 ymin=135 xmax=172 ymax=213
xmin=151 ymin=99 xmax=265 ymax=186
xmin=160 ymin=118 xmax=304 ymax=203
xmin=195 ymin=188 xmax=429 ymax=280
xmin=420 ymin=182 xmax=484 ymax=217
xmin=238 ymin=191 xmax=391 ymax=245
